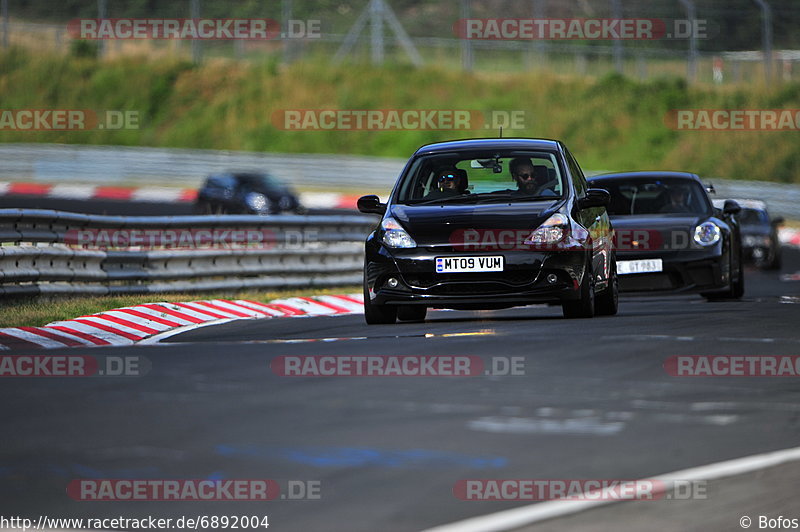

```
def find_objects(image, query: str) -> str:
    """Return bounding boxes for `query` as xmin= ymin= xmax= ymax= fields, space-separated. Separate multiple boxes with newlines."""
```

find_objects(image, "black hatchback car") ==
xmin=195 ymin=172 xmax=304 ymax=215
xmin=357 ymin=138 xmax=618 ymax=324
xmin=588 ymin=172 xmax=744 ymax=300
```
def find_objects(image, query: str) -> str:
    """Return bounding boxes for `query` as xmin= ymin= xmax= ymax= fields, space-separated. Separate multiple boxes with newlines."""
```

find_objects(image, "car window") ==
xmin=594 ymin=178 xmax=712 ymax=215
xmin=564 ymin=149 xmax=587 ymax=198
xmin=739 ymin=208 xmax=769 ymax=225
xmin=205 ymin=175 xmax=237 ymax=189
xmin=396 ymin=150 xmax=565 ymax=204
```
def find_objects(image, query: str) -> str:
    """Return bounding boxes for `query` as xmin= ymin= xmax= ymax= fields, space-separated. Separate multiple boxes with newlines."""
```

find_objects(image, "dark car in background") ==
xmin=357 ymin=138 xmax=618 ymax=323
xmin=588 ymin=171 xmax=744 ymax=300
xmin=195 ymin=172 xmax=304 ymax=215
xmin=713 ymin=199 xmax=783 ymax=270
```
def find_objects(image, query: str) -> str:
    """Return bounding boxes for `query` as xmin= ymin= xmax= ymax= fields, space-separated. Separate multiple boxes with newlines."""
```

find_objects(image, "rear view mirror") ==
xmin=357 ymin=195 xmax=386 ymax=215
xmin=579 ymin=188 xmax=611 ymax=209
xmin=772 ymin=216 xmax=785 ymax=226
xmin=723 ymin=199 xmax=741 ymax=215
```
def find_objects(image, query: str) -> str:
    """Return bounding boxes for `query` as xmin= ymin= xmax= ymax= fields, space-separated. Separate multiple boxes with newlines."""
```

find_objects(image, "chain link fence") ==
xmin=1 ymin=0 xmax=799 ymax=85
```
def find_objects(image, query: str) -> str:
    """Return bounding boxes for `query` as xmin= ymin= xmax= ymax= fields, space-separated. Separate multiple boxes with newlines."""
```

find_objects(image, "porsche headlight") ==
xmin=693 ymin=222 xmax=721 ymax=246
xmin=245 ymin=192 xmax=268 ymax=212
xmin=382 ymin=218 xmax=417 ymax=248
xmin=524 ymin=213 xmax=569 ymax=245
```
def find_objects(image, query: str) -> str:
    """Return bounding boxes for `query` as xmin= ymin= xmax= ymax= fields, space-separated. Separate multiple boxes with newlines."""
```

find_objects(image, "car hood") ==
xmin=389 ymin=200 xmax=562 ymax=246
xmin=608 ymin=214 xmax=711 ymax=252
xmin=739 ymin=224 xmax=771 ymax=237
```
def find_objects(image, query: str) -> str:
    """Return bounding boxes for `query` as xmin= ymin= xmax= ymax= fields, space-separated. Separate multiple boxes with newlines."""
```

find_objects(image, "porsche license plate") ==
xmin=617 ymin=259 xmax=663 ymax=275
xmin=435 ymin=256 xmax=504 ymax=273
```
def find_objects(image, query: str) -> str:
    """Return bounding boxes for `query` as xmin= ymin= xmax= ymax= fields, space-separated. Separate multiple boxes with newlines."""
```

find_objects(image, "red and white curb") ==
xmin=0 ymin=181 xmax=361 ymax=210
xmin=0 ymin=294 xmax=363 ymax=350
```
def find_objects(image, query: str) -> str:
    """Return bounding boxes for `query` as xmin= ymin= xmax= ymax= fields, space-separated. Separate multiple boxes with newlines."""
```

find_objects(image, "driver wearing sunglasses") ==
xmin=510 ymin=158 xmax=557 ymax=197
xmin=425 ymin=168 xmax=465 ymax=198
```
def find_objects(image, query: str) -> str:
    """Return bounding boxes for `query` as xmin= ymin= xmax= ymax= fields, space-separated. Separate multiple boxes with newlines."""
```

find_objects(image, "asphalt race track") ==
xmin=2 ymin=250 xmax=799 ymax=531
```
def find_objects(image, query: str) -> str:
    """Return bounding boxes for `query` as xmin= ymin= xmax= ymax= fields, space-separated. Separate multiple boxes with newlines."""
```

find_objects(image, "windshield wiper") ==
xmin=407 ymin=195 xmax=481 ymax=206
xmin=474 ymin=193 xmax=558 ymax=204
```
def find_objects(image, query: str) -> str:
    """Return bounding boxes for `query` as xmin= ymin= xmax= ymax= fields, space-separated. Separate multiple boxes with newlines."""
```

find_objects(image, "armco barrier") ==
xmin=0 ymin=209 xmax=376 ymax=295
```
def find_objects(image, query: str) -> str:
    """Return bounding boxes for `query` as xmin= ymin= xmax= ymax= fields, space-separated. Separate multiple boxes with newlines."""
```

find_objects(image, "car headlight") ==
xmin=382 ymin=218 xmax=417 ymax=248
xmin=245 ymin=192 xmax=267 ymax=211
xmin=524 ymin=213 xmax=569 ymax=245
xmin=693 ymin=222 xmax=721 ymax=246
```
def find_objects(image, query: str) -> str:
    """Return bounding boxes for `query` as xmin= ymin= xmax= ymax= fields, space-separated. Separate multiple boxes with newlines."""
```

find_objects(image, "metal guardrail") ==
xmin=0 ymin=209 xmax=376 ymax=296
xmin=2 ymin=145 xmax=798 ymax=219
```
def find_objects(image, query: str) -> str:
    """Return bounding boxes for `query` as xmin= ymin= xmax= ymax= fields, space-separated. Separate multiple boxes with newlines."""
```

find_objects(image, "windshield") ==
xmin=738 ymin=208 xmax=769 ymax=226
xmin=595 ymin=177 xmax=712 ymax=216
xmin=395 ymin=151 xmax=565 ymax=205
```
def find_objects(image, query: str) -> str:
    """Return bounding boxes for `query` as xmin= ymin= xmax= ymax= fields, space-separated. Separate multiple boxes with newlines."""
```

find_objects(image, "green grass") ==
xmin=0 ymin=285 xmax=360 ymax=328
xmin=1 ymin=48 xmax=799 ymax=183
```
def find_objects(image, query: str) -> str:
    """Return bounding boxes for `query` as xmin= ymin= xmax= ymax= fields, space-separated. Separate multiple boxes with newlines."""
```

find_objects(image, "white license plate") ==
xmin=617 ymin=259 xmax=663 ymax=275
xmin=436 ymin=256 xmax=504 ymax=273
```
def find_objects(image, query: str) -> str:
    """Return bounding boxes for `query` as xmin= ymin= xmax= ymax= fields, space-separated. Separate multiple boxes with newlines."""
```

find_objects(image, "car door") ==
xmin=565 ymin=148 xmax=612 ymax=287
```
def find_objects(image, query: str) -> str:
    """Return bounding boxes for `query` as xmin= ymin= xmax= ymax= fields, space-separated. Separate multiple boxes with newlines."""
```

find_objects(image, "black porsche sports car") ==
xmin=195 ymin=172 xmax=304 ymax=215
xmin=357 ymin=138 xmax=618 ymax=324
xmin=588 ymin=171 xmax=744 ymax=300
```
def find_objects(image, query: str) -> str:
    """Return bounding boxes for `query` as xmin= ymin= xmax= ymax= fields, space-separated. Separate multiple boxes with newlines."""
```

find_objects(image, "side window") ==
xmin=565 ymin=150 xmax=587 ymax=198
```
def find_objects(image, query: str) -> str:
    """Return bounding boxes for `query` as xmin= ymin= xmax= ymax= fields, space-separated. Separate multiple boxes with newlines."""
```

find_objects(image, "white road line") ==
xmin=422 ymin=445 xmax=800 ymax=532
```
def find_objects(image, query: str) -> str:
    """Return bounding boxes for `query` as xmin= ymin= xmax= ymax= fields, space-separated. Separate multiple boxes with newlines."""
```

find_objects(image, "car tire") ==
xmin=363 ymin=276 xmax=397 ymax=325
xmin=595 ymin=258 xmax=619 ymax=316
xmin=562 ymin=265 xmax=595 ymax=319
xmin=397 ymin=306 xmax=427 ymax=322
xmin=703 ymin=248 xmax=744 ymax=300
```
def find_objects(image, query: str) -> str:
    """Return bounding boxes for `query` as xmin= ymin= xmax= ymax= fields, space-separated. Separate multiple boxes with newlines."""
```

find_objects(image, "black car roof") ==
xmin=588 ymin=171 xmax=702 ymax=183
xmin=413 ymin=138 xmax=563 ymax=155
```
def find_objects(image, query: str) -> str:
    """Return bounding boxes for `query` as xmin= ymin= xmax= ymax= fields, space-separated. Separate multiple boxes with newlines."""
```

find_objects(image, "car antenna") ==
xmin=498 ymin=126 xmax=503 ymax=138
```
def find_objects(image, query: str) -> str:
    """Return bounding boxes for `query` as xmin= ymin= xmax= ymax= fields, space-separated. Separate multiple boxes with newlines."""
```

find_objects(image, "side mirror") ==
xmin=723 ymin=199 xmax=741 ymax=215
xmin=357 ymin=195 xmax=386 ymax=215
xmin=579 ymin=188 xmax=611 ymax=209
xmin=772 ymin=216 xmax=785 ymax=226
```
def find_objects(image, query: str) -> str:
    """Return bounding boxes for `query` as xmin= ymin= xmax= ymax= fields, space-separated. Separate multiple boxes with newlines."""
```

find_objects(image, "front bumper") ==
xmin=616 ymin=248 xmax=728 ymax=293
xmin=365 ymin=244 xmax=590 ymax=309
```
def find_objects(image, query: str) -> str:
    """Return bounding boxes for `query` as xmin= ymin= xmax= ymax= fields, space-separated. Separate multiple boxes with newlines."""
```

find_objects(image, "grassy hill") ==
xmin=1 ymin=48 xmax=799 ymax=183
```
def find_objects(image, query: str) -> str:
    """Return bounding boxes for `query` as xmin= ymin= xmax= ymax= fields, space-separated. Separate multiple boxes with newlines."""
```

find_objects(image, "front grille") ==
xmin=404 ymin=271 xmax=535 ymax=288
xmin=619 ymin=273 xmax=676 ymax=291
